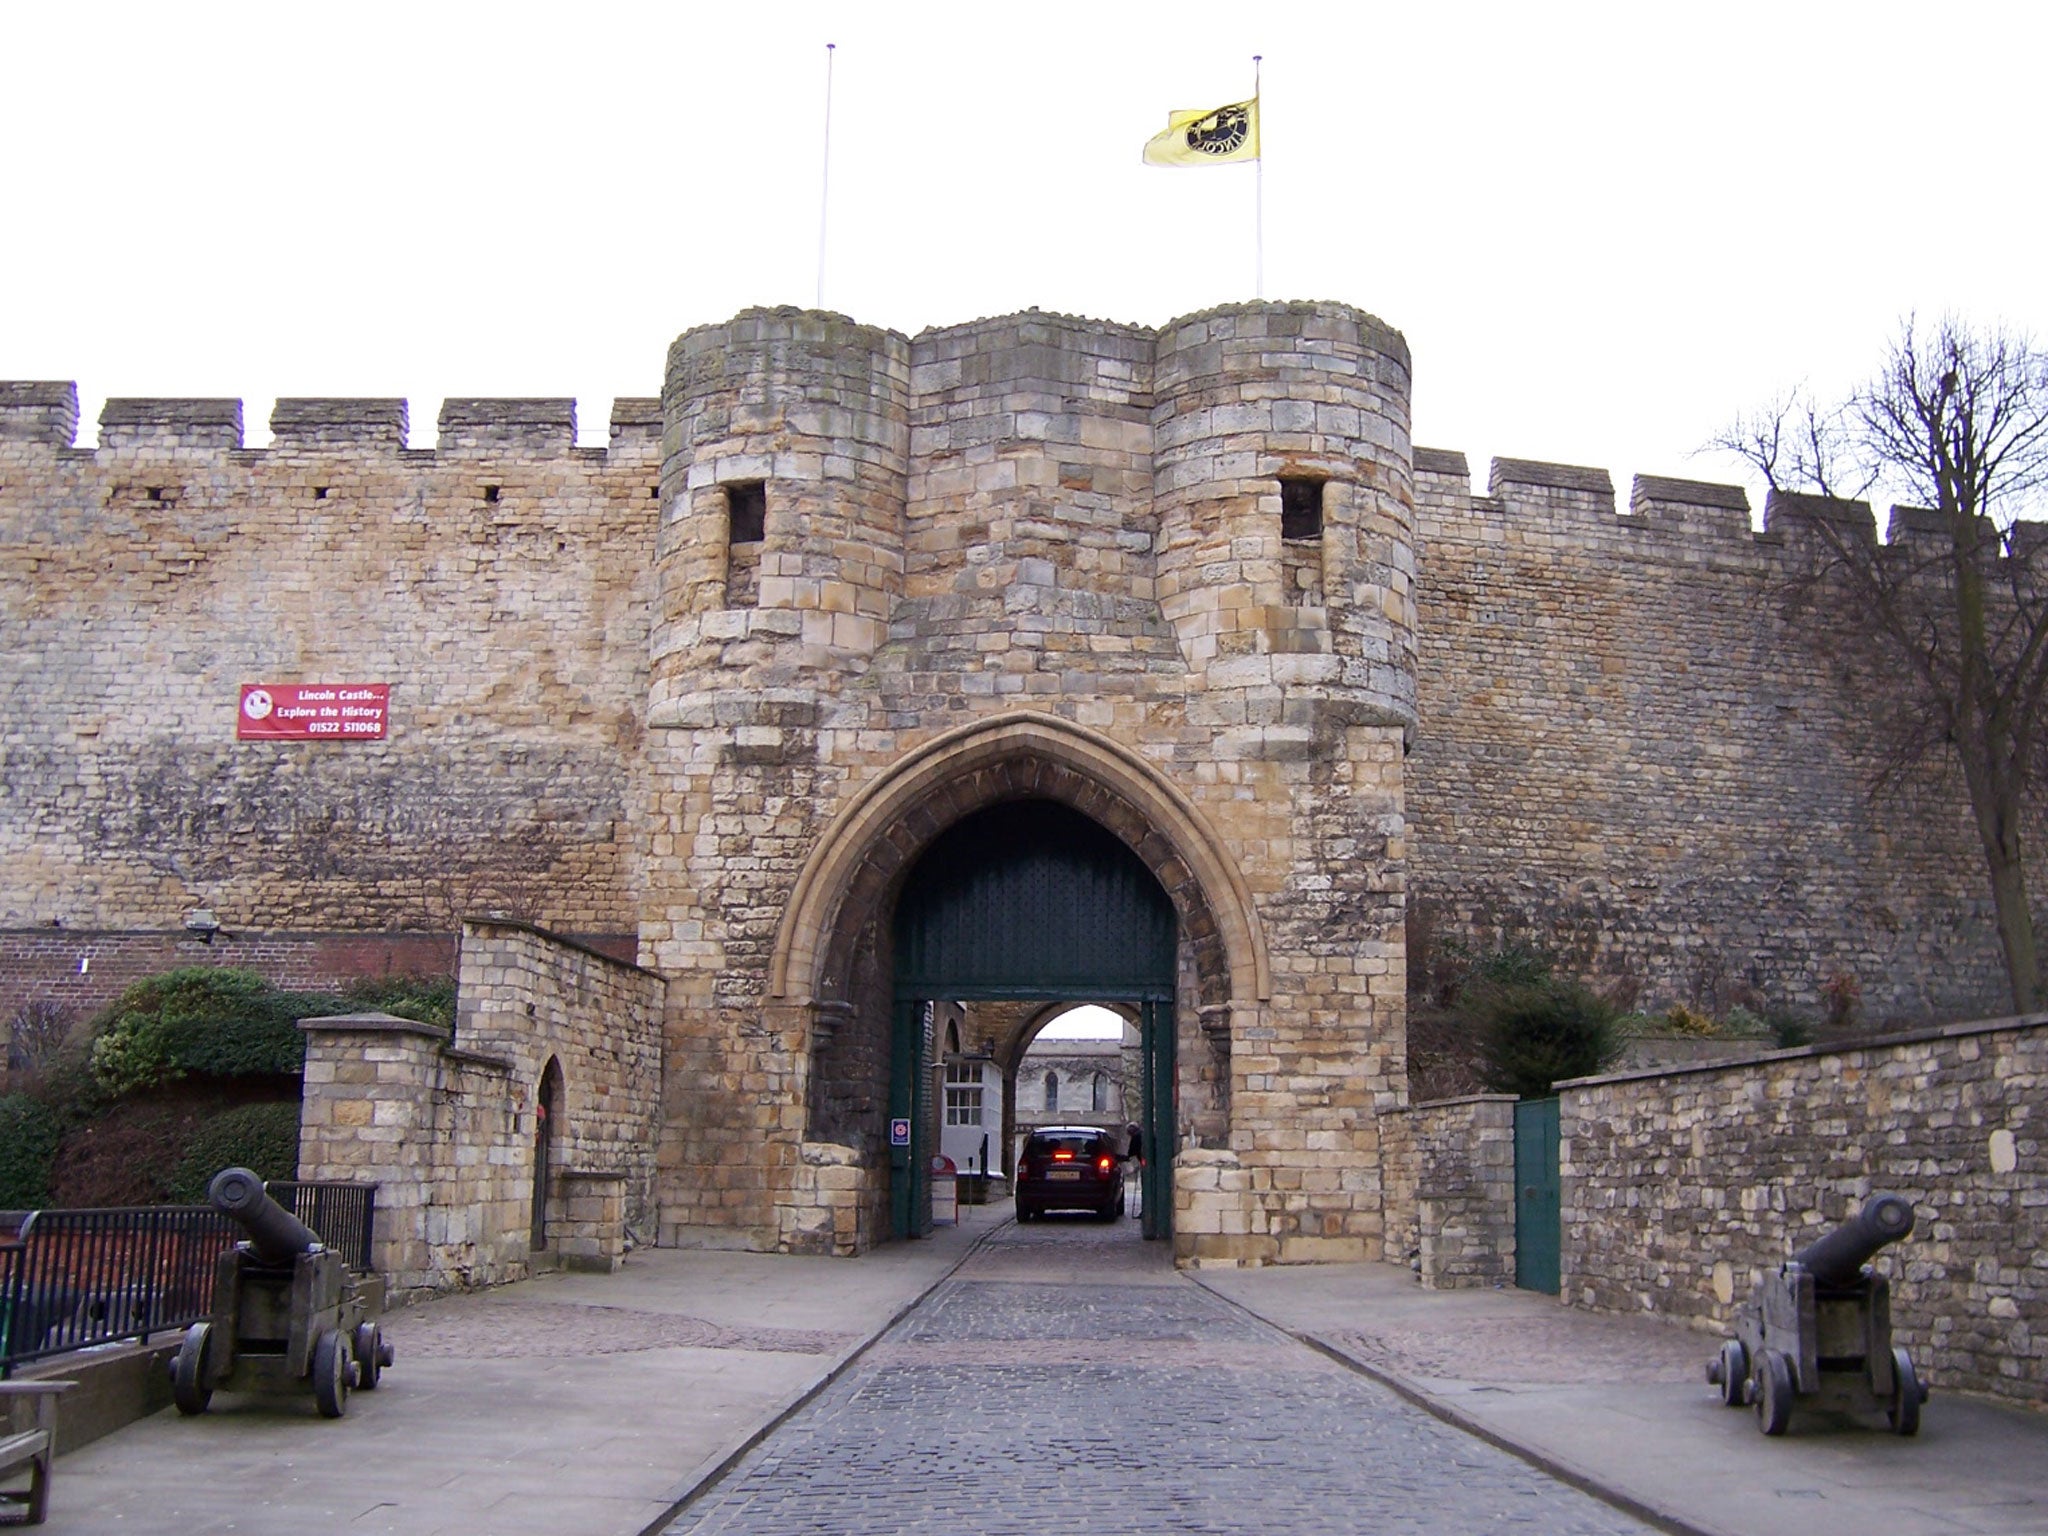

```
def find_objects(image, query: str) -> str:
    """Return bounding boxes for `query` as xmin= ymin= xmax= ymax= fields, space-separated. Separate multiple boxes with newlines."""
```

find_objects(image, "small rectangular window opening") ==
xmin=1280 ymin=477 xmax=1324 ymax=541
xmin=726 ymin=481 xmax=766 ymax=544
xmin=482 ymin=485 xmax=501 ymax=503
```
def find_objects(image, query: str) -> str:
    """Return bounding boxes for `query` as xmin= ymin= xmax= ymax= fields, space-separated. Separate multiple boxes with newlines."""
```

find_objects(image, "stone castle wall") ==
xmin=1409 ymin=453 xmax=2034 ymax=1022
xmin=0 ymin=386 xmax=658 ymax=943
xmin=1560 ymin=1013 xmax=2047 ymax=1405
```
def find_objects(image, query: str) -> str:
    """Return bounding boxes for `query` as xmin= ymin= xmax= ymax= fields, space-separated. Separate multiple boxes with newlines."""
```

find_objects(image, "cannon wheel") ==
xmin=1888 ymin=1346 xmax=1922 ymax=1437
xmin=353 ymin=1322 xmax=386 ymax=1391
xmin=1716 ymin=1340 xmax=1749 ymax=1407
xmin=172 ymin=1322 xmax=213 ymax=1416
xmin=1753 ymin=1348 xmax=1793 ymax=1436
xmin=311 ymin=1328 xmax=354 ymax=1419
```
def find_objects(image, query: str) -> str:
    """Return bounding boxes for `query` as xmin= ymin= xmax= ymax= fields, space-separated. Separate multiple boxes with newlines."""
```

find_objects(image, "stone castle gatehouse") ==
xmin=0 ymin=301 xmax=2028 ymax=1267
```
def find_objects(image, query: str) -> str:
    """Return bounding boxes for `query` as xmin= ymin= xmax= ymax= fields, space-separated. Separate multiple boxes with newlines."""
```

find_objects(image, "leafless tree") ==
xmin=7 ymin=998 xmax=74 ymax=1076
xmin=1714 ymin=317 xmax=2048 ymax=1012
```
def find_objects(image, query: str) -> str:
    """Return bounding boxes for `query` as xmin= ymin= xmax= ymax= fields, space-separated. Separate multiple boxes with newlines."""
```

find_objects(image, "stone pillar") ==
xmin=297 ymin=1012 xmax=456 ymax=1294
xmin=298 ymin=1011 xmax=522 ymax=1299
xmin=550 ymin=1169 xmax=629 ymax=1273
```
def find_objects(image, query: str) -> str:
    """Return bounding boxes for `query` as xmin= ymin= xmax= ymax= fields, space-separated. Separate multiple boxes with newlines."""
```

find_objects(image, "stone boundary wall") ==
xmin=1561 ymin=1013 xmax=2047 ymax=1405
xmin=296 ymin=920 xmax=663 ymax=1298
xmin=1380 ymin=1093 xmax=1517 ymax=1289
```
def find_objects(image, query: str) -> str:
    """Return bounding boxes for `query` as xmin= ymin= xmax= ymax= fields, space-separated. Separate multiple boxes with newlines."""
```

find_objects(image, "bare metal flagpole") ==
xmin=1253 ymin=54 xmax=1264 ymax=300
xmin=817 ymin=42 xmax=836 ymax=310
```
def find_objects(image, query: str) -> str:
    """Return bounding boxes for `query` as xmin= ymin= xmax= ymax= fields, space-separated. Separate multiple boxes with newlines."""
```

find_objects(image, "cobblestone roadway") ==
xmin=661 ymin=1215 xmax=1654 ymax=1535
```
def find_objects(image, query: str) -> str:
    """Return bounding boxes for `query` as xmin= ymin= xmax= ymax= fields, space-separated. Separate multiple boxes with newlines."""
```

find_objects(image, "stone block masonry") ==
xmin=298 ymin=920 xmax=662 ymax=1298
xmin=1380 ymin=1093 xmax=1517 ymax=1288
xmin=648 ymin=304 xmax=1415 ymax=1264
xmin=1408 ymin=453 xmax=2041 ymax=1022
xmin=0 ymin=388 xmax=659 ymax=942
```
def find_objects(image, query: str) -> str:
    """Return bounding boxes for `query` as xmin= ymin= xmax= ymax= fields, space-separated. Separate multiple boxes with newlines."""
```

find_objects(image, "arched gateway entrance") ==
xmin=770 ymin=712 xmax=1270 ymax=1257
xmin=893 ymin=800 xmax=1177 ymax=1240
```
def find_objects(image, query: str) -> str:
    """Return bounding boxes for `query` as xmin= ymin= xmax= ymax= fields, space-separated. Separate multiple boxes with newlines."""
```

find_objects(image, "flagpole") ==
xmin=816 ymin=42 xmax=836 ymax=310
xmin=1252 ymin=54 xmax=1264 ymax=300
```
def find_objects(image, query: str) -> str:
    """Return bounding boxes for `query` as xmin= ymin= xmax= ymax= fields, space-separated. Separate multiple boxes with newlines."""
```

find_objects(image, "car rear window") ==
xmin=1027 ymin=1132 xmax=1108 ymax=1159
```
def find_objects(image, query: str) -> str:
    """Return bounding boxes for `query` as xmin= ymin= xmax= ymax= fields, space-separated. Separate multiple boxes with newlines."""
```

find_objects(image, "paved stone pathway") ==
xmin=659 ymin=1215 xmax=1656 ymax=1535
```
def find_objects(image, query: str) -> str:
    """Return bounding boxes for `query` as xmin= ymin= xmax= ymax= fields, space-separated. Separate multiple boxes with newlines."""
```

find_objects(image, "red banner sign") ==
xmin=238 ymin=683 xmax=389 ymax=741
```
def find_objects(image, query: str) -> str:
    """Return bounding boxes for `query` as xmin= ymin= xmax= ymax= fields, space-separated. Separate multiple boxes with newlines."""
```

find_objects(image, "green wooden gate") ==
xmin=893 ymin=800 xmax=1178 ymax=1242
xmin=1513 ymin=1096 xmax=1561 ymax=1293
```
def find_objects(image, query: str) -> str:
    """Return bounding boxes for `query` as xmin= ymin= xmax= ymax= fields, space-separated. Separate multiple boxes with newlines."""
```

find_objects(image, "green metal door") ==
xmin=888 ymin=1000 xmax=935 ymax=1241
xmin=1138 ymin=998 xmax=1176 ymax=1241
xmin=893 ymin=800 xmax=1179 ymax=1242
xmin=1514 ymin=1096 xmax=1561 ymax=1293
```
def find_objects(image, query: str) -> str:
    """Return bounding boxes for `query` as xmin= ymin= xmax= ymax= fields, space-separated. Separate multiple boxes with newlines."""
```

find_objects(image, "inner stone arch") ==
xmin=801 ymin=758 xmax=1238 ymax=1145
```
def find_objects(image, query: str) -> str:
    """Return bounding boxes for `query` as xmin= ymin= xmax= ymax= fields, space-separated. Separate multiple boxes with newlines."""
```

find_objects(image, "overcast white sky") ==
xmin=7 ymin=1 xmax=2045 ymax=509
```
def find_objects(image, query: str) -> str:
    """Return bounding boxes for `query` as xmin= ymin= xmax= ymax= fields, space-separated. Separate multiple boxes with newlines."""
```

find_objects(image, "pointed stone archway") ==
xmin=763 ymin=711 xmax=1269 ymax=1258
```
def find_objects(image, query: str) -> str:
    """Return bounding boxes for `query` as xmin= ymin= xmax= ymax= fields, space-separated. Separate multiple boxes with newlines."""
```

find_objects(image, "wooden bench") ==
xmin=0 ymin=1382 xmax=73 ymax=1527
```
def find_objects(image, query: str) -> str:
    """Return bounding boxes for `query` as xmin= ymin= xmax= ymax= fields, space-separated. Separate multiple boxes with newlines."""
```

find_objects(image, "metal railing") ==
xmin=0 ymin=1181 xmax=377 ymax=1377
xmin=265 ymin=1180 xmax=376 ymax=1274
xmin=0 ymin=1206 xmax=238 ymax=1377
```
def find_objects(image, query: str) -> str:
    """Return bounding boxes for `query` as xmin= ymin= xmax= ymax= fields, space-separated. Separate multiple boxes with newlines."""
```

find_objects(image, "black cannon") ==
xmin=171 ymin=1169 xmax=393 ymax=1420
xmin=1706 ymin=1192 xmax=1928 ymax=1436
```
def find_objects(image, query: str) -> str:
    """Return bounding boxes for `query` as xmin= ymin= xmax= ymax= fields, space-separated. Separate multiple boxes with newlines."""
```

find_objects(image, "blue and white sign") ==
xmin=889 ymin=1118 xmax=912 ymax=1148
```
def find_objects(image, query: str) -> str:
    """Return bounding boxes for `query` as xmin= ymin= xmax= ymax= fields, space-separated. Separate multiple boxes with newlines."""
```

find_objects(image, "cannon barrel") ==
xmin=208 ymin=1167 xmax=323 ymax=1266
xmin=1790 ymin=1192 xmax=1915 ymax=1287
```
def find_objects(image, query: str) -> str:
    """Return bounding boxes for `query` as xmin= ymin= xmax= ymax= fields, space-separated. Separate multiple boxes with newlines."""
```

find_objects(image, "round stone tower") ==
xmin=652 ymin=308 xmax=910 ymax=717
xmin=1151 ymin=301 xmax=1416 ymax=745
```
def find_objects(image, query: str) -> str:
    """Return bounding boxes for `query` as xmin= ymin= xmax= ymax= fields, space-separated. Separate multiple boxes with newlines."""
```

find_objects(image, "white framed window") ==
xmin=944 ymin=1061 xmax=983 ymax=1126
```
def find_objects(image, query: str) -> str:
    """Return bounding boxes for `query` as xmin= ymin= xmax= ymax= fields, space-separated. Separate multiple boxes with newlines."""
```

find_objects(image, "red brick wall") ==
xmin=0 ymin=927 xmax=636 ymax=1039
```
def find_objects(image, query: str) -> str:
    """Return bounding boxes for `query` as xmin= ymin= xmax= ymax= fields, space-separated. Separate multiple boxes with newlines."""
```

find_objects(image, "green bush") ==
xmin=167 ymin=1102 xmax=302 ymax=1204
xmin=1764 ymin=1009 xmax=1817 ymax=1048
xmin=1459 ymin=942 xmax=1556 ymax=992
xmin=1471 ymin=979 xmax=1622 ymax=1099
xmin=87 ymin=968 xmax=368 ymax=1095
xmin=344 ymin=973 xmax=457 ymax=1030
xmin=0 ymin=1094 xmax=64 ymax=1206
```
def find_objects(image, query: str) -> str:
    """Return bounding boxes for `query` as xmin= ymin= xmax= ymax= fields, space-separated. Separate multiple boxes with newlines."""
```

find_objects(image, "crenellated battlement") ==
xmin=99 ymin=397 xmax=243 ymax=452
xmin=0 ymin=382 xmax=79 ymax=445
xmin=0 ymin=387 xmax=663 ymax=459
xmin=269 ymin=398 xmax=410 ymax=450
xmin=1421 ymin=450 xmax=1778 ymax=564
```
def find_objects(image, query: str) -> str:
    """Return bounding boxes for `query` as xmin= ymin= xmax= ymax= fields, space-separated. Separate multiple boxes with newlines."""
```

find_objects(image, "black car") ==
xmin=1014 ymin=1126 xmax=1125 ymax=1221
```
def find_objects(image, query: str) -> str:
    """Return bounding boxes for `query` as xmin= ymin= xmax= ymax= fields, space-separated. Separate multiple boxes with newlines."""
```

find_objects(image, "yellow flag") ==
xmin=1142 ymin=98 xmax=1260 ymax=167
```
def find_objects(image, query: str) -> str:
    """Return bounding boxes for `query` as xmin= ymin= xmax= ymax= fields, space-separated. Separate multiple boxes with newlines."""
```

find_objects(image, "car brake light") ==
xmin=1051 ymin=1150 xmax=1073 ymax=1162
xmin=1096 ymin=1155 xmax=1114 ymax=1173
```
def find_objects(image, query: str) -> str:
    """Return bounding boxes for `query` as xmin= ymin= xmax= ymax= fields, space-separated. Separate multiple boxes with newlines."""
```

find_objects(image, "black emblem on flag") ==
xmin=1186 ymin=105 xmax=1249 ymax=156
